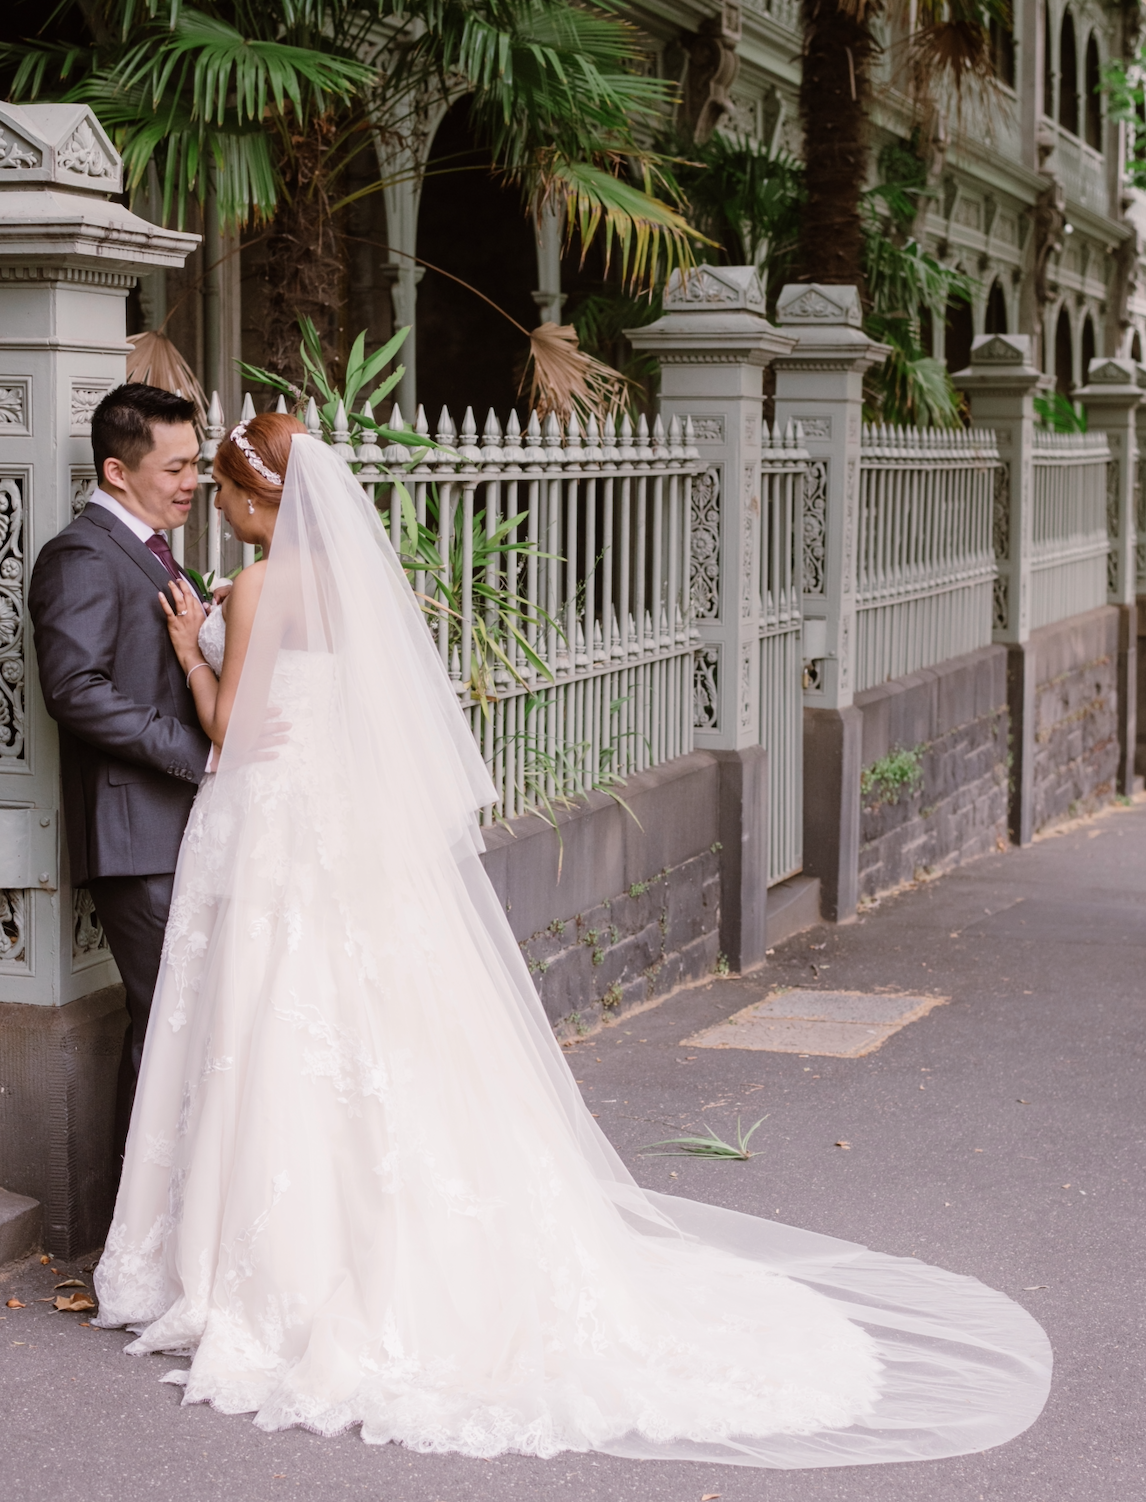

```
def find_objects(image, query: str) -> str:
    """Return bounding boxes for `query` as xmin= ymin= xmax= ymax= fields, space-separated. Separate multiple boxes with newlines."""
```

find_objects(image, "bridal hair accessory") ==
xmin=230 ymin=421 xmax=283 ymax=487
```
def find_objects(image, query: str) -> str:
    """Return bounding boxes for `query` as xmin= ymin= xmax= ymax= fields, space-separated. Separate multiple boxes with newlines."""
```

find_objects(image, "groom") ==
xmin=28 ymin=384 xmax=212 ymax=1151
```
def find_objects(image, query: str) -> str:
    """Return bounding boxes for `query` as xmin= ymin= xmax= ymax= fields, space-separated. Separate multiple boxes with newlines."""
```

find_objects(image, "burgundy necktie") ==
xmin=146 ymin=532 xmax=181 ymax=580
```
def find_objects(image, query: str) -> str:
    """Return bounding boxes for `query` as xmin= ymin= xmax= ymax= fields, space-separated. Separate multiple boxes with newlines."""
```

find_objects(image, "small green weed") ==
xmin=638 ymin=1116 xmax=767 ymax=1160
xmin=861 ymin=745 xmax=925 ymax=808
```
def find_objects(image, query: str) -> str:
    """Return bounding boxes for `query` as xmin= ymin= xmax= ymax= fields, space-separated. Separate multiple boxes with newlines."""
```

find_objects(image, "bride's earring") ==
xmin=246 ymin=499 xmax=255 ymax=515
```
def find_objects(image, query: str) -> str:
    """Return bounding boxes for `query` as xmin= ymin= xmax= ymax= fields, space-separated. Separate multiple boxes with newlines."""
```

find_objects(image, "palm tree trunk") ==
xmin=798 ymin=0 xmax=875 ymax=287
xmin=261 ymin=111 xmax=346 ymax=386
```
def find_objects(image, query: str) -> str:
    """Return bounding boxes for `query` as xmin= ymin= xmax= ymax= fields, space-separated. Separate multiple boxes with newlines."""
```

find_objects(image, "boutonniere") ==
xmin=183 ymin=566 xmax=216 ymax=603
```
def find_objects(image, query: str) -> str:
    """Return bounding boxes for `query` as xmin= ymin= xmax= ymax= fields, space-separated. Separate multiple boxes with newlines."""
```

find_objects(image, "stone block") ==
xmin=0 ymin=986 xmax=127 ymax=1258
xmin=0 ymin=1187 xmax=41 ymax=1266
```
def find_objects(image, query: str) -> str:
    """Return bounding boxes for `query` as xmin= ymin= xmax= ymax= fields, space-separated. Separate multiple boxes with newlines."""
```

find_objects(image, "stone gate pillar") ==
xmin=954 ymin=334 xmax=1045 ymax=845
xmin=1075 ymin=356 xmax=1140 ymax=796
xmin=772 ymin=285 xmax=887 ymax=921
xmin=0 ymin=101 xmax=197 ymax=1255
xmin=628 ymin=266 xmax=794 ymax=970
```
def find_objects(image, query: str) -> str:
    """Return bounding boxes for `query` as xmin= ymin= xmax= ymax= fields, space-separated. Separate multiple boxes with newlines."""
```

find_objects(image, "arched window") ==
xmin=1044 ymin=4 xmax=1054 ymax=118
xmin=1080 ymin=316 xmax=1096 ymax=381
xmin=919 ymin=305 xmax=935 ymax=357
xmin=1055 ymin=307 xmax=1074 ymax=395
xmin=985 ymin=280 xmax=1009 ymax=334
xmin=1059 ymin=11 xmax=1079 ymax=136
xmin=991 ymin=17 xmax=1016 ymax=88
xmin=1132 ymin=331 xmax=1143 ymax=363
xmin=416 ymin=97 xmax=539 ymax=420
xmin=1085 ymin=34 xmax=1102 ymax=150
xmin=945 ymin=296 xmax=974 ymax=375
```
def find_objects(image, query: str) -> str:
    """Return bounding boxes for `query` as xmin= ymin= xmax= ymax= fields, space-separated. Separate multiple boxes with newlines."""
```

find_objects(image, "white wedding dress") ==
xmin=94 ymin=437 xmax=1051 ymax=1468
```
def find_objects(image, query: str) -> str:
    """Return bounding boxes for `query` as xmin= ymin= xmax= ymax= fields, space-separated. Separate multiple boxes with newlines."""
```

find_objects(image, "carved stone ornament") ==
xmin=794 ymin=415 xmax=831 ymax=440
xmin=693 ymin=645 xmax=720 ymax=731
xmin=970 ymin=333 xmax=1029 ymax=365
xmin=993 ymin=573 xmax=1009 ymax=632
xmin=1086 ymin=358 xmax=1137 ymax=385
xmin=73 ymin=887 xmax=110 ymax=964
xmin=0 ymin=380 xmax=29 ymax=433
xmin=0 ymin=102 xmax=123 ymax=195
xmin=777 ymin=283 xmax=862 ymax=328
xmin=689 ymin=415 xmax=725 ymax=443
xmin=681 ymin=6 xmax=742 ymax=144
xmin=739 ymin=644 xmax=753 ymax=732
xmin=690 ymin=466 xmax=722 ymax=620
xmin=0 ymin=887 xmax=28 ymax=970
xmin=0 ymin=476 xmax=26 ymax=761
xmin=70 ymin=382 xmax=111 ymax=435
xmin=0 ymin=125 xmax=41 ymax=172
xmin=71 ymin=467 xmax=96 ymax=517
xmin=664 ymin=265 xmax=766 ymax=314
xmin=59 ymin=119 xmax=114 ymax=180
xmin=993 ymin=463 xmax=1011 ymax=561
xmin=802 ymin=460 xmax=828 ymax=595
xmin=1107 ymin=458 xmax=1121 ymax=596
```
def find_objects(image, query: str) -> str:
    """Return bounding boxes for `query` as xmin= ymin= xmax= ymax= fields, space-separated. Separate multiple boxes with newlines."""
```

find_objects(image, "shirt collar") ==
xmin=87 ymin=487 xmax=163 ymax=546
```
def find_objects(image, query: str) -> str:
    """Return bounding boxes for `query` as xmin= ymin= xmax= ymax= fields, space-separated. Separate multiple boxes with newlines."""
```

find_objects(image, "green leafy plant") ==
xmin=1034 ymin=392 xmax=1088 ymax=433
xmin=638 ymin=1116 xmax=767 ymax=1160
xmin=861 ymin=745 xmax=926 ymax=808
xmin=494 ymin=693 xmax=644 ymax=869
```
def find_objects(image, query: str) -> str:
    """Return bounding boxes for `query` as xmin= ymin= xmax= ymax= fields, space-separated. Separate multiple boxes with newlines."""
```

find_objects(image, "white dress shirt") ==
xmin=86 ymin=486 xmax=166 ymax=544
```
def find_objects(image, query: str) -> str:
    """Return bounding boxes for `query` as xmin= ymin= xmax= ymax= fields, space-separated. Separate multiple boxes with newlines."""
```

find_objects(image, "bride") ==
xmin=94 ymin=413 xmax=1051 ymax=1468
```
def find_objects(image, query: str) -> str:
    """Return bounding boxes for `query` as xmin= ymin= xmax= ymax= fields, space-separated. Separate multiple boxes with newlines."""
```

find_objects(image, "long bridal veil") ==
xmin=98 ymin=434 xmax=1051 ymax=1467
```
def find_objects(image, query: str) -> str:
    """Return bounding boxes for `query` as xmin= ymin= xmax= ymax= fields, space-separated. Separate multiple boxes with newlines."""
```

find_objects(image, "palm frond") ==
xmin=126 ymin=330 xmax=208 ymax=427
xmin=523 ymin=321 xmax=629 ymax=423
xmin=545 ymin=159 xmax=705 ymax=287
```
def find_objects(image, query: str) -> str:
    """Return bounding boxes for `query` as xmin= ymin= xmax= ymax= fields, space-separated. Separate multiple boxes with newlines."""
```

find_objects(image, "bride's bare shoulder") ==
xmin=223 ymin=560 xmax=268 ymax=631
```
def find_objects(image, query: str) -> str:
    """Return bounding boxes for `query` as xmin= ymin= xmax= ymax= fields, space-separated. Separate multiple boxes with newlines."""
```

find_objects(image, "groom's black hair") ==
xmin=92 ymin=384 xmax=197 ymax=484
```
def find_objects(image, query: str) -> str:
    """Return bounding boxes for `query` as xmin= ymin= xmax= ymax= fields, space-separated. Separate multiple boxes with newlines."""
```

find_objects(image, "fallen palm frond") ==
xmin=638 ymin=1116 xmax=768 ymax=1160
xmin=345 ymin=238 xmax=634 ymax=425
xmin=126 ymin=329 xmax=208 ymax=428
xmin=524 ymin=321 xmax=629 ymax=423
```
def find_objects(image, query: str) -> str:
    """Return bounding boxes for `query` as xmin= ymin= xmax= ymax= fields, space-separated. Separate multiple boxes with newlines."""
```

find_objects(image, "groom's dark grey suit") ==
xmin=28 ymin=502 xmax=211 ymax=1142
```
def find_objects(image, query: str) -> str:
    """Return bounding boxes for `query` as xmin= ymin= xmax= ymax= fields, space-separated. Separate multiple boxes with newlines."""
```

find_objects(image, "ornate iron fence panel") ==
xmin=1029 ymin=428 xmax=1111 ymax=629
xmin=856 ymin=425 xmax=999 ymax=691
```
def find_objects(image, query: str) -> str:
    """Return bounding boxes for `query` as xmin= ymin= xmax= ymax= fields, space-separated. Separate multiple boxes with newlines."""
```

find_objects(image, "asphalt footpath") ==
xmin=3 ymin=800 xmax=1144 ymax=1502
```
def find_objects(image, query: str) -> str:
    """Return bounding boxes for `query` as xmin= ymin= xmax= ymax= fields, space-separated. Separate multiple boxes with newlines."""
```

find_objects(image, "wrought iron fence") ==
xmin=1030 ymin=428 xmax=1111 ymax=630
xmin=855 ymin=425 xmax=999 ymax=691
xmin=180 ymin=393 xmax=705 ymax=825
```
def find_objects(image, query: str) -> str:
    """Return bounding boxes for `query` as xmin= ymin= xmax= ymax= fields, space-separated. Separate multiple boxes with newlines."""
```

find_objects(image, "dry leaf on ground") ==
xmin=54 ymin=1292 xmax=96 ymax=1312
xmin=702 ymin=1494 xmax=722 ymax=1500
xmin=6 ymin=1298 xmax=25 ymax=1308
xmin=54 ymin=1278 xmax=86 ymax=1289
xmin=835 ymin=1140 xmax=852 ymax=1149
xmin=39 ymin=1255 xmax=49 ymax=1265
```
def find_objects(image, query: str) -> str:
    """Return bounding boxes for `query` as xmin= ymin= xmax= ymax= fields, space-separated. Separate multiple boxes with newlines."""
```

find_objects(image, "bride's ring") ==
xmin=177 ymin=609 xmax=188 ymax=616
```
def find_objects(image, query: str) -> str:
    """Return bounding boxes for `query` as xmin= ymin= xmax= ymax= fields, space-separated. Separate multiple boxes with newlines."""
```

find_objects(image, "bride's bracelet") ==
xmin=187 ymin=661 xmax=213 ymax=687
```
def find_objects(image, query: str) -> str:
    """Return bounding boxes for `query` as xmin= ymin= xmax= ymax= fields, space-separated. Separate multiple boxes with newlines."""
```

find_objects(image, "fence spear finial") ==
xmin=240 ymin=392 xmax=256 ymax=421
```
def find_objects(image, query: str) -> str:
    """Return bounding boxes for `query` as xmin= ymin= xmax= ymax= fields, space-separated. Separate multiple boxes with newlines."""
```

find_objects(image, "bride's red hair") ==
xmin=215 ymin=412 xmax=307 ymax=505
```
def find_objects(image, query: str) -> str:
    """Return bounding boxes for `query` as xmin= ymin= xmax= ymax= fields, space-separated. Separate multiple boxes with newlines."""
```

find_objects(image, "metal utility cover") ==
xmin=682 ymin=989 xmax=948 ymax=1057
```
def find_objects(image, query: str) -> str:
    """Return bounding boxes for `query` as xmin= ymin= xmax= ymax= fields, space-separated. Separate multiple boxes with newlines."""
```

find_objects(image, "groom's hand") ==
xmin=249 ymin=707 xmax=292 ymax=763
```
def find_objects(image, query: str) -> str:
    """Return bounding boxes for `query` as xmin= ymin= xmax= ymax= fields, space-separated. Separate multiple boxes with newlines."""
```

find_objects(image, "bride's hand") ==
xmin=159 ymin=579 xmax=207 ymax=670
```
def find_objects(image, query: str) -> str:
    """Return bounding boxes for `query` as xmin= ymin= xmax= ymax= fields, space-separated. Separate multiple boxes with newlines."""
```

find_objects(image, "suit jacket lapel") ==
xmin=80 ymin=506 xmax=186 ymax=598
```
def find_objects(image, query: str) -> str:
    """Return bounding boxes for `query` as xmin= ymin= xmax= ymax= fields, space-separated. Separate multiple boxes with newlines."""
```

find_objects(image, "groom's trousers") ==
xmin=87 ymin=873 xmax=176 ymax=1158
